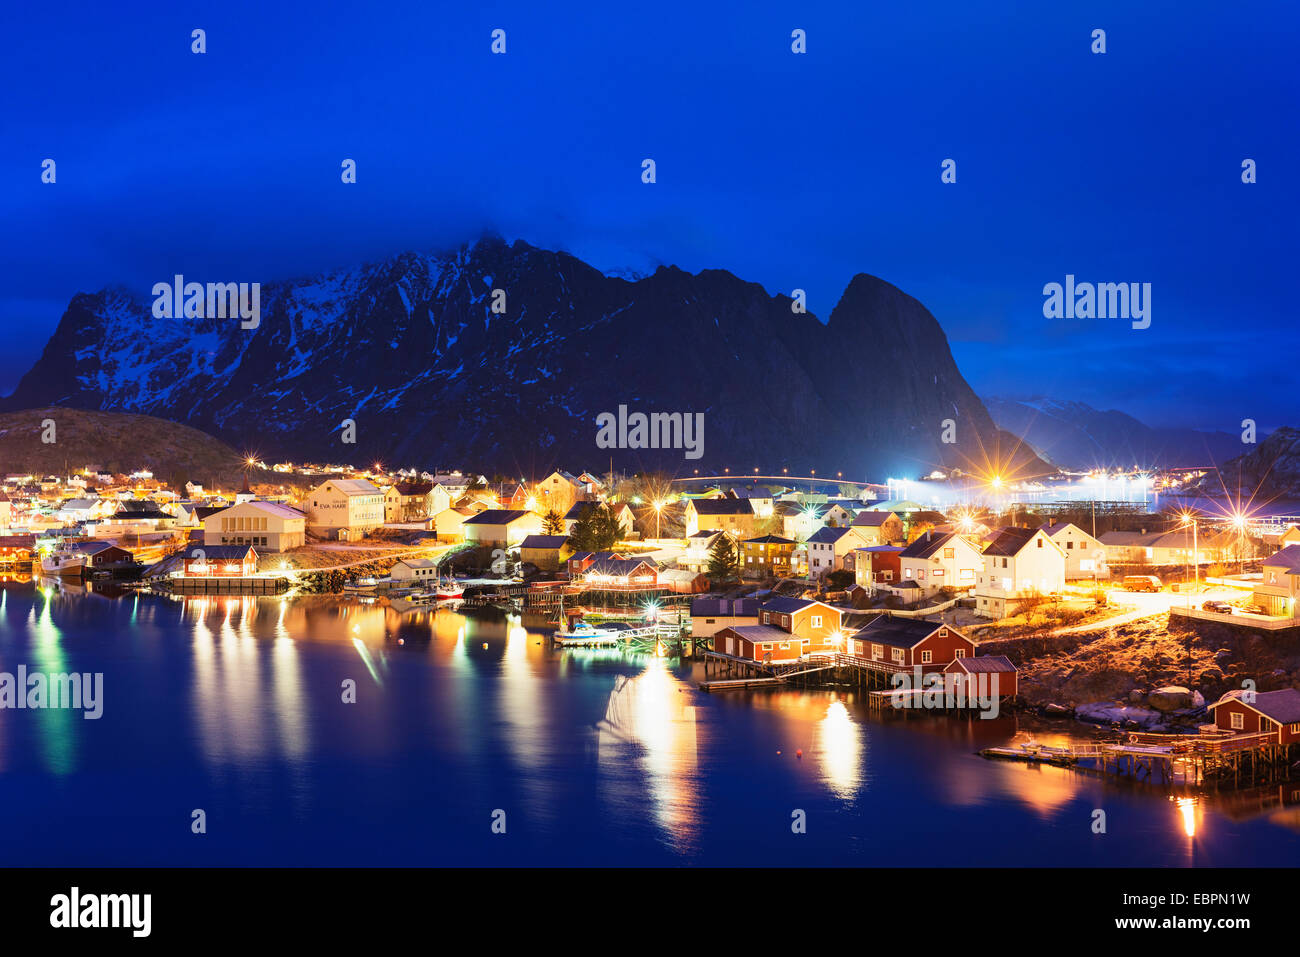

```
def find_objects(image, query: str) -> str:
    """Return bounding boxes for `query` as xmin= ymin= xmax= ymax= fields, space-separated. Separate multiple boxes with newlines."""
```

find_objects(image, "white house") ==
xmin=204 ymin=501 xmax=306 ymax=552
xmin=974 ymin=526 xmax=1067 ymax=619
xmin=850 ymin=510 xmax=904 ymax=545
xmin=305 ymin=479 xmax=385 ymax=540
xmin=803 ymin=525 xmax=874 ymax=579
xmin=433 ymin=506 xmax=479 ymax=542
xmin=1041 ymin=521 xmax=1108 ymax=579
xmin=682 ymin=529 xmax=726 ymax=572
xmin=391 ymin=558 xmax=441 ymax=582
xmin=896 ymin=531 xmax=983 ymax=597
xmin=463 ymin=509 xmax=545 ymax=548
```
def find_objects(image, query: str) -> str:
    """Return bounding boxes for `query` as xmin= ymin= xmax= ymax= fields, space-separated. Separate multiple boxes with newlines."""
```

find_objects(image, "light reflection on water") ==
xmin=1 ymin=581 xmax=1299 ymax=865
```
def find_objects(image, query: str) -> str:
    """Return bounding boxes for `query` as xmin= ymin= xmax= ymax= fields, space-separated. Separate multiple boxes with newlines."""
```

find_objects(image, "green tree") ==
xmin=569 ymin=503 xmax=622 ymax=551
xmin=707 ymin=533 xmax=741 ymax=583
xmin=542 ymin=508 xmax=565 ymax=535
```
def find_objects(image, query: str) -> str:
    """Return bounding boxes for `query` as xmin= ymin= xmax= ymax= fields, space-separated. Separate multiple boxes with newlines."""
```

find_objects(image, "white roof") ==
xmin=326 ymin=479 xmax=381 ymax=495
xmin=217 ymin=500 xmax=305 ymax=520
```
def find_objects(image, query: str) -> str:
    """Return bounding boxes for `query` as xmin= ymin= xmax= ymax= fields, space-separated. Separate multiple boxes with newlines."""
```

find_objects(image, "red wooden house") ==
xmin=943 ymin=654 xmax=1019 ymax=698
xmin=1208 ymin=689 xmax=1300 ymax=743
xmin=712 ymin=624 xmax=802 ymax=662
xmin=180 ymin=544 xmax=259 ymax=577
xmin=851 ymin=616 xmax=975 ymax=671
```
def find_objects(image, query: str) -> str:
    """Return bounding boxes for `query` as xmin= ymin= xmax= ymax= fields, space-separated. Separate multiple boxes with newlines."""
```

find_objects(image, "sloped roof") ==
xmin=759 ymin=596 xmax=816 ymax=614
xmin=520 ymin=535 xmax=569 ymax=549
xmin=1262 ymin=544 xmax=1300 ymax=574
xmin=1210 ymin=688 xmax=1300 ymax=724
xmin=395 ymin=481 xmax=434 ymax=496
xmin=690 ymin=596 xmax=761 ymax=617
xmin=326 ymin=479 xmax=381 ymax=495
xmin=982 ymin=526 xmax=1041 ymax=558
xmin=692 ymin=498 xmax=755 ymax=516
xmin=463 ymin=509 xmax=536 ymax=525
xmin=948 ymin=655 xmax=1017 ymax=673
xmin=853 ymin=511 xmax=897 ymax=527
xmin=722 ymin=625 xmax=794 ymax=644
xmin=854 ymin=615 xmax=961 ymax=648
xmin=899 ymin=531 xmax=959 ymax=560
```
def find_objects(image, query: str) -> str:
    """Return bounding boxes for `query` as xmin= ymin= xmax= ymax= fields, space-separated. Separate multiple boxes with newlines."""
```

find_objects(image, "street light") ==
xmin=1178 ymin=511 xmax=1199 ymax=605
xmin=653 ymin=499 xmax=665 ymax=541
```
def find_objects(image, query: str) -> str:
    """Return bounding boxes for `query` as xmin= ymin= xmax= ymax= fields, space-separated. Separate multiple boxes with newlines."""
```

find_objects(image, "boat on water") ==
xmin=389 ymin=592 xmax=438 ymax=613
xmin=434 ymin=570 xmax=464 ymax=601
xmin=41 ymin=549 xmax=90 ymax=579
xmin=343 ymin=576 xmax=379 ymax=594
xmin=553 ymin=595 xmax=628 ymax=647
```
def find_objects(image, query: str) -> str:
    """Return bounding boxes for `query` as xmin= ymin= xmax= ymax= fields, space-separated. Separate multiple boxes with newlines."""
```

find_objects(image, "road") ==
xmin=1051 ymin=585 xmax=1249 ymax=635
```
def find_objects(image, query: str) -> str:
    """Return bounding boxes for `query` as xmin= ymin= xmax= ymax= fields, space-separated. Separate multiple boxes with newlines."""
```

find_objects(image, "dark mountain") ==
xmin=2 ymin=237 xmax=1044 ymax=479
xmin=983 ymin=396 xmax=1246 ymax=470
xmin=1211 ymin=427 xmax=1300 ymax=498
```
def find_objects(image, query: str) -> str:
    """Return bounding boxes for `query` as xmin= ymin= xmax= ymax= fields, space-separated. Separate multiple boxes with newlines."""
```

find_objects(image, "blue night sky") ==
xmin=2 ymin=1 xmax=1296 ymax=430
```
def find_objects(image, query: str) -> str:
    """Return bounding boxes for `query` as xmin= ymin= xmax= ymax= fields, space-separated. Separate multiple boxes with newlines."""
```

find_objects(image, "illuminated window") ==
xmin=1230 ymin=712 xmax=1244 ymax=730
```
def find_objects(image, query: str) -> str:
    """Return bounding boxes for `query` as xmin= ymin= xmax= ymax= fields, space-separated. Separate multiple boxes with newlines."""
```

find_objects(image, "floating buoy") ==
xmin=776 ymin=750 xmax=782 ymax=755
xmin=796 ymin=749 xmax=803 ymax=758
xmin=482 ymin=642 xmax=489 ymax=650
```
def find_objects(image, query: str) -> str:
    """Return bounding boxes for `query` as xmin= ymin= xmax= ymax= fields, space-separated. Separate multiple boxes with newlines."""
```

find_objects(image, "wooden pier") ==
xmin=980 ymin=730 xmax=1295 ymax=789
xmin=698 ymin=651 xmax=857 ymax=692
xmin=166 ymin=576 xmax=291 ymax=595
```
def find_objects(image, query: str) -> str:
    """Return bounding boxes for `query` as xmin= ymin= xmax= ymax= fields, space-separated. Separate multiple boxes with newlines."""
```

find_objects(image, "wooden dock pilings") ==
xmin=166 ymin=576 xmax=290 ymax=595
xmin=980 ymin=731 xmax=1297 ymax=790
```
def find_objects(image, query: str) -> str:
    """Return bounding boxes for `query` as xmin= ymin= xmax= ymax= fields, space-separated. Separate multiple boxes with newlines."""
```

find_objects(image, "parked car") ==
xmin=1202 ymin=600 xmax=1232 ymax=614
xmin=1122 ymin=575 xmax=1162 ymax=592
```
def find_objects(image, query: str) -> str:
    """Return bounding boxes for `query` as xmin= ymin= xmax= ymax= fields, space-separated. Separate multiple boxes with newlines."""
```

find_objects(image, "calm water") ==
xmin=1 ymin=581 xmax=1297 ymax=867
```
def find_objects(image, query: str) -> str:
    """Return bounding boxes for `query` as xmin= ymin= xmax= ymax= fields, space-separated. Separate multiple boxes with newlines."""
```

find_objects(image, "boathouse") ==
xmin=712 ymin=624 xmax=803 ymax=662
xmin=943 ymin=654 xmax=1019 ymax=698
xmin=1208 ymin=689 xmax=1300 ymax=744
xmin=180 ymin=544 xmax=258 ymax=577
xmin=851 ymin=616 xmax=975 ymax=671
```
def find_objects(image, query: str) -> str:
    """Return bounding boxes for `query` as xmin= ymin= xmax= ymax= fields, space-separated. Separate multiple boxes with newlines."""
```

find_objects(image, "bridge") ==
xmin=671 ymin=474 xmax=885 ymax=490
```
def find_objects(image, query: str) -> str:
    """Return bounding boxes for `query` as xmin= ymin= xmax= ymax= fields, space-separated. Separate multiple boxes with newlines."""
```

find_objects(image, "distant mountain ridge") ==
xmin=3 ymin=236 xmax=1044 ymax=479
xmin=1213 ymin=427 xmax=1300 ymax=498
xmin=983 ymin=395 xmax=1247 ymax=470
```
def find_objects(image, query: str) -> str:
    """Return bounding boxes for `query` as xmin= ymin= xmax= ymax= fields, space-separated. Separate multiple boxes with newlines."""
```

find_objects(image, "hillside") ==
xmin=1212 ymin=426 xmax=1300 ymax=497
xmin=0 ymin=407 xmax=243 ymax=487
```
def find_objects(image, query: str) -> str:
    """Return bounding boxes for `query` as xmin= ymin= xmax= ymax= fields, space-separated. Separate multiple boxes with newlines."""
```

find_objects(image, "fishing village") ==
xmin=3 ymin=456 xmax=1300 ymax=800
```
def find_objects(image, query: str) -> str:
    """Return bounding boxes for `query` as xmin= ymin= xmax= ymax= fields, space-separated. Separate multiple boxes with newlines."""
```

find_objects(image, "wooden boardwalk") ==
xmin=980 ymin=731 xmax=1291 ymax=788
